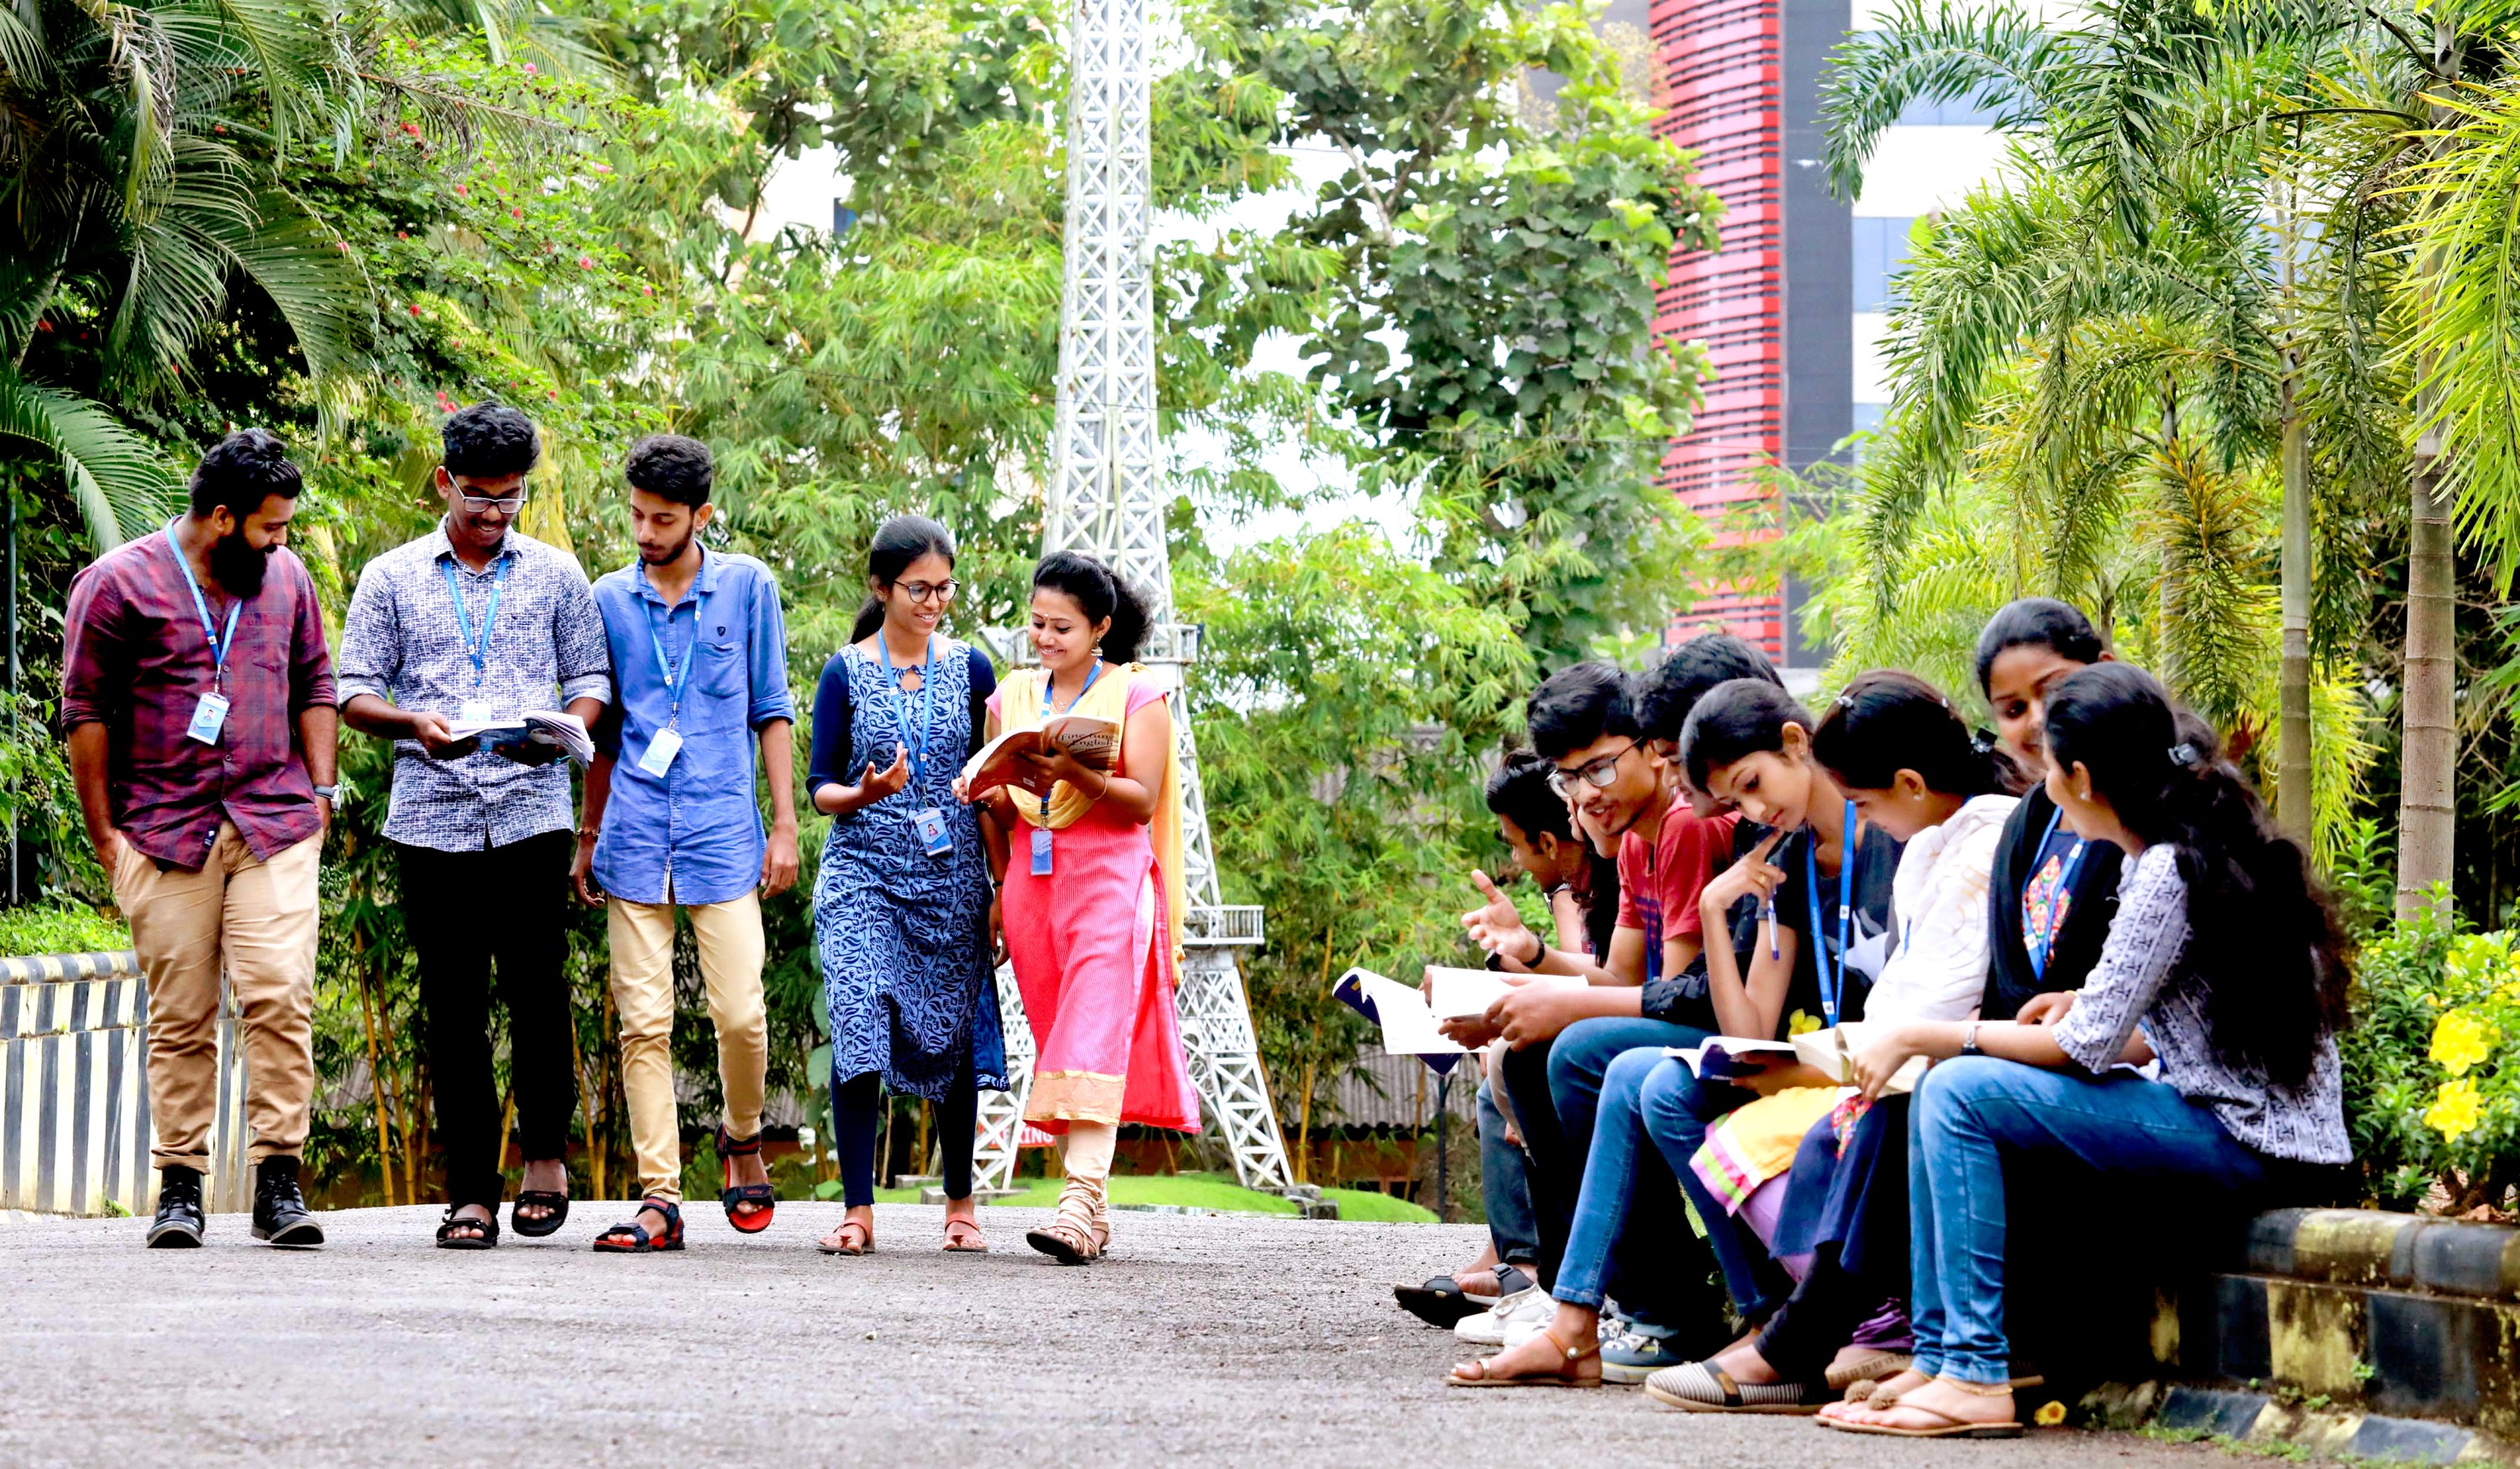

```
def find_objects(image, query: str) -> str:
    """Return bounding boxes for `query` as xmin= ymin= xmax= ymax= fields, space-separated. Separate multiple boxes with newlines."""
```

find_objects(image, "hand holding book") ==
xmin=957 ymin=716 xmax=1121 ymax=802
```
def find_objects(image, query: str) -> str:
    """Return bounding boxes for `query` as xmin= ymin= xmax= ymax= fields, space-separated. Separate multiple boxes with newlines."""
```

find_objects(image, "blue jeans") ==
xmin=1503 ymin=1016 xmax=1713 ymax=1327
xmin=1908 ymin=1057 xmax=2267 ymax=1384
xmin=1478 ymin=1081 xmax=1539 ymax=1265
xmin=1550 ymin=1047 xmax=1673 ymax=1309
xmin=1637 ymin=1053 xmax=1789 ymax=1319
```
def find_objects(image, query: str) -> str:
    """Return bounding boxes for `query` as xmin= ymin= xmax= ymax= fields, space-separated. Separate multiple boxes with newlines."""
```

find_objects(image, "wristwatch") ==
xmin=1960 ymin=1020 xmax=1983 ymax=1057
xmin=312 ymin=783 xmax=343 ymax=813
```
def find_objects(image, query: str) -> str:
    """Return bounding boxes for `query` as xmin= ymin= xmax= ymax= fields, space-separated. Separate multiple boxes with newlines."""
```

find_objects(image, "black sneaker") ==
xmin=148 ymin=1167 xmax=205 ymax=1248
xmin=250 ymin=1157 xmax=325 ymax=1248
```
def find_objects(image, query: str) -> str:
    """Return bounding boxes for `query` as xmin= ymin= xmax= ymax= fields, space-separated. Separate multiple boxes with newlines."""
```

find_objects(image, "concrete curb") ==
xmin=2085 ymin=1382 xmax=2517 ymax=1465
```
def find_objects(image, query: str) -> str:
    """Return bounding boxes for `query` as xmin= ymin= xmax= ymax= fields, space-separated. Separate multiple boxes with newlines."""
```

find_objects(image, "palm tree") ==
xmin=1 ymin=0 xmax=372 ymax=548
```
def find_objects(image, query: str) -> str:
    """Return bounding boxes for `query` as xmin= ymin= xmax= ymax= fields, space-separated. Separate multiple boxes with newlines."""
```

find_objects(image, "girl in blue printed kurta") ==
xmin=808 ymin=517 xmax=1006 ymax=1255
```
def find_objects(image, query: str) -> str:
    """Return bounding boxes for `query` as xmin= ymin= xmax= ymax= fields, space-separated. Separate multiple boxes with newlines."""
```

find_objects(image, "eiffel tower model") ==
xmin=967 ymin=0 xmax=1293 ymax=1191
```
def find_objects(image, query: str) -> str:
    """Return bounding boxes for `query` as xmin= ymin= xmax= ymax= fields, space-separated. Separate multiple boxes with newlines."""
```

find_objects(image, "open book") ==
xmin=959 ymin=716 xmax=1121 ymax=799
xmin=1666 ymin=1038 xmax=1801 ymax=1083
xmin=1787 ymin=1021 xmax=1929 ymax=1096
xmin=1422 ymin=964 xmax=1585 ymax=1020
xmin=444 ymin=711 xmax=595 ymax=766
xmin=1333 ymin=968 xmax=1465 ymax=1068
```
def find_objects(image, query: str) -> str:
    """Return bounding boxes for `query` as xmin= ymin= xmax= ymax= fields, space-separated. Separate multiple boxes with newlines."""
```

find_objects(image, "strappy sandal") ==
xmin=1819 ymin=1378 xmax=2025 ymax=1439
xmin=1642 ymin=1361 xmax=1823 ymax=1414
xmin=1446 ymin=1324 xmax=1603 ymax=1388
xmin=1826 ymin=1351 xmax=1914 ymax=1391
xmin=817 ymin=1217 xmax=873 ymax=1256
xmin=1024 ymin=1176 xmax=1106 ymax=1265
xmin=511 ymin=1188 xmax=568 ymax=1239
xmin=941 ymin=1215 xmax=988 ymax=1252
xmin=716 ymin=1125 xmax=775 ymax=1234
xmin=590 ymin=1197 xmax=684 ymax=1253
xmin=435 ymin=1204 xmax=500 ymax=1250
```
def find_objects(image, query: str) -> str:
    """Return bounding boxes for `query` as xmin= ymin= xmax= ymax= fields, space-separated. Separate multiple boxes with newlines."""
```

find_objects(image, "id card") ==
xmin=186 ymin=691 xmax=231 ymax=746
xmin=459 ymin=700 xmax=496 ymax=725
xmin=637 ymin=726 xmax=684 ymax=778
xmin=913 ymin=806 xmax=953 ymax=857
xmin=1030 ymin=825 xmax=1053 ymax=876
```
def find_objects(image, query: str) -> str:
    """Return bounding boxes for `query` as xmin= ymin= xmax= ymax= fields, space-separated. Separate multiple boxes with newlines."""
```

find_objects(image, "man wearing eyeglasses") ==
xmin=338 ymin=401 xmax=612 ymax=1247
xmin=576 ymin=433 xmax=797 ymax=1251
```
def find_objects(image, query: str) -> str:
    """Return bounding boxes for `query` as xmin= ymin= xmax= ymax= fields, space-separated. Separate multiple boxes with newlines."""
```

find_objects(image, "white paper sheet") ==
xmin=1424 ymin=964 xmax=1583 ymax=1020
xmin=1357 ymin=973 xmax=1465 ymax=1057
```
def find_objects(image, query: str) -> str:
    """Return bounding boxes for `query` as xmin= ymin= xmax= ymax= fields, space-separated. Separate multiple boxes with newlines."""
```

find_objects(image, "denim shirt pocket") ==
xmin=696 ymin=640 xmax=748 ymax=718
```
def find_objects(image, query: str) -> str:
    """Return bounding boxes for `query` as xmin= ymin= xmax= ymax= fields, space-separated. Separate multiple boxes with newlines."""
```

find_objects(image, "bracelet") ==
xmin=1522 ymin=929 xmax=1546 ymax=966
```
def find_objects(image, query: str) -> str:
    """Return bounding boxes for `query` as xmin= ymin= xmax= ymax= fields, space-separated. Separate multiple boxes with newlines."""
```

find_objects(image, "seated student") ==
xmin=1642 ymin=671 xmax=2016 ymax=1411
xmin=1826 ymin=665 xmax=2350 ymax=1439
xmin=1400 ymin=753 xmax=1616 ymax=1325
xmin=1448 ymin=639 xmax=1770 ymax=1372
xmin=1449 ymin=677 xmax=1901 ymax=1388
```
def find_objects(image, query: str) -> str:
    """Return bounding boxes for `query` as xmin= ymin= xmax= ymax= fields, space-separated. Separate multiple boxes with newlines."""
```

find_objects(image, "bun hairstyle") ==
xmin=1810 ymin=669 xmax=2010 ymax=798
xmin=1032 ymin=549 xmax=1151 ymax=664
xmin=2042 ymin=664 xmax=2350 ymax=1089
xmin=1680 ymin=678 xmax=1816 ymax=795
xmin=1973 ymin=596 xmax=2104 ymax=697
xmin=852 ymin=514 xmax=958 ymax=643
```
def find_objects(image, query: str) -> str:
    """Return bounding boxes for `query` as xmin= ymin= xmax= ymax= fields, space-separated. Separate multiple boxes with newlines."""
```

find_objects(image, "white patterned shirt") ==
xmin=338 ymin=523 xmax=611 ymax=852
xmin=2051 ymin=842 xmax=2350 ymax=1163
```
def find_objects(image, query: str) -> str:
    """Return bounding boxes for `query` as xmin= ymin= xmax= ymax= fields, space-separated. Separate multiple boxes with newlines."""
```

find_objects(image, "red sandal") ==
xmin=718 ymin=1125 xmax=775 ymax=1234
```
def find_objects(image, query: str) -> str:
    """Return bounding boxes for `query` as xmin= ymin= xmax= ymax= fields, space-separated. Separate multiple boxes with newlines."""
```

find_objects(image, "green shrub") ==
xmin=2340 ymin=895 xmax=2520 ymax=1213
xmin=0 ymin=904 xmax=131 ymax=958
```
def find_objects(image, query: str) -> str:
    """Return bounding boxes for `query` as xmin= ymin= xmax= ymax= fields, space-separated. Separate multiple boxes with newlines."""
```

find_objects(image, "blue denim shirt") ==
xmin=589 ymin=548 xmax=795 ymax=905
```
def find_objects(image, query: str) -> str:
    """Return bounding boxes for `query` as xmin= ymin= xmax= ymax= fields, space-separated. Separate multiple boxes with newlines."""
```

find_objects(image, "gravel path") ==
xmin=1 ymin=1203 xmax=2228 ymax=1468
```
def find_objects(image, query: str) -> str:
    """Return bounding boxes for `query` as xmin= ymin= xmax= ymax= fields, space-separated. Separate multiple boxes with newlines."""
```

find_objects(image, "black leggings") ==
xmin=832 ymin=1050 xmax=978 ymax=1208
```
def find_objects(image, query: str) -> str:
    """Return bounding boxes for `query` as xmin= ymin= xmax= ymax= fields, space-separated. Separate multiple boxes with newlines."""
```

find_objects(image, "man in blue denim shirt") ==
xmin=574 ymin=434 xmax=799 ymax=1251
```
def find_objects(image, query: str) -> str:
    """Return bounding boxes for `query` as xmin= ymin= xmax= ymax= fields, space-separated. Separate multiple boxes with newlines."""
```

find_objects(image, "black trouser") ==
xmin=396 ymin=829 xmax=579 ymax=1211
xmin=833 ymin=1048 xmax=978 ymax=1209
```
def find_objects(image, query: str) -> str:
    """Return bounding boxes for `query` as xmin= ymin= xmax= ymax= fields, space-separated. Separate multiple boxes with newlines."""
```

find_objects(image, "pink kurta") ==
xmin=990 ymin=676 xmax=1201 ymax=1133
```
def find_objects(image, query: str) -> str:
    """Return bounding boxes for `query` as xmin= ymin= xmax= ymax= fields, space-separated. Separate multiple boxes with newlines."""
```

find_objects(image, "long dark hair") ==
xmin=1812 ymin=670 xmax=2009 ymax=797
xmin=1973 ymin=596 xmax=2104 ymax=697
xmin=2043 ymin=664 xmax=2350 ymax=1088
xmin=1679 ymin=679 xmax=1816 ymax=795
xmin=1032 ymin=550 xmax=1151 ymax=664
xmin=851 ymin=515 xmax=957 ymax=642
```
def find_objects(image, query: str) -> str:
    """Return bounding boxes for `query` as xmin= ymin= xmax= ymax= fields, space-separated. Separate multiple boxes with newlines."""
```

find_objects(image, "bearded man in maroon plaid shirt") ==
xmin=63 ymin=428 xmax=339 ymax=1251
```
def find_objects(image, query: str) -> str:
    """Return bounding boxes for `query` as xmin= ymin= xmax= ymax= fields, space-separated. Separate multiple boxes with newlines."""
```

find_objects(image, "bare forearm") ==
xmin=1708 ymin=925 xmax=1794 ymax=1041
xmin=580 ymin=754 xmax=616 ymax=835
xmin=1893 ymin=1020 xmax=2073 ymax=1069
xmin=759 ymin=719 xmax=797 ymax=828
xmin=339 ymin=692 xmax=427 ymax=741
xmin=296 ymin=705 xmax=338 ymax=786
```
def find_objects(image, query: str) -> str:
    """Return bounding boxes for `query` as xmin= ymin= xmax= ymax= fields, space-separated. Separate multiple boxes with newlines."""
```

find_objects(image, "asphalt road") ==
xmin=2 ymin=1203 xmax=2233 ymax=1469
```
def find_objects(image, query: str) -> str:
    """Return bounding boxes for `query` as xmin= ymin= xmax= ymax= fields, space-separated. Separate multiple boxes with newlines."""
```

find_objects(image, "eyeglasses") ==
xmin=896 ymin=579 xmax=958 ymax=604
xmin=1548 ymin=741 xmax=1637 ymax=797
xmin=458 ymin=487 xmax=528 ymax=514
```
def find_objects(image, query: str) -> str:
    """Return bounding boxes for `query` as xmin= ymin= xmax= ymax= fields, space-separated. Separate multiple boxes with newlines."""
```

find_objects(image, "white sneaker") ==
xmin=1454 ymin=1285 xmax=1553 ymax=1347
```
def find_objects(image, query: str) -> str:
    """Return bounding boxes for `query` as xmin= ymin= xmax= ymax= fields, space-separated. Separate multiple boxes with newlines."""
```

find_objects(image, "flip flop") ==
xmin=1819 ymin=1403 xmax=2025 ymax=1438
xmin=1395 ymin=1275 xmax=1488 ymax=1328
xmin=818 ymin=1218 xmax=873 ymax=1256
xmin=942 ymin=1217 xmax=988 ymax=1253
xmin=1446 ymin=1325 xmax=1603 ymax=1388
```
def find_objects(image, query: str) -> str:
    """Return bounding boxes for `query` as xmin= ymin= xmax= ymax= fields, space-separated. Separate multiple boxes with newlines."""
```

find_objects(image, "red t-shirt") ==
xmin=1616 ymin=799 xmax=1738 ymax=960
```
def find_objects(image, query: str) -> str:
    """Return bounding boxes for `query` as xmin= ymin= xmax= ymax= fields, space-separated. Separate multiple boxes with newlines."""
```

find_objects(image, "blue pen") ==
xmin=1763 ymin=894 xmax=1779 ymax=960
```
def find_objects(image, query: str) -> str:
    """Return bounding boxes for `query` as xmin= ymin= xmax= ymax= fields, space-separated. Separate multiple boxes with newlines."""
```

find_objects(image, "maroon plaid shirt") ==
xmin=62 ymin=530 xmax=338 ymax=867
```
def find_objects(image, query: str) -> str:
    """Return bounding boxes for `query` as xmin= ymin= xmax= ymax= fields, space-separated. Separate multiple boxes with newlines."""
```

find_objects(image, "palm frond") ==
xmin=0 ymin=363 xmax=180 ymax=549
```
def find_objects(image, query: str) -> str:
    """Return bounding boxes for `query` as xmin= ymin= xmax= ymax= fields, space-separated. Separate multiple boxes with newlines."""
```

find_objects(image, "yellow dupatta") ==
xmin=993 ymin=663 xmax=1187 ymax=960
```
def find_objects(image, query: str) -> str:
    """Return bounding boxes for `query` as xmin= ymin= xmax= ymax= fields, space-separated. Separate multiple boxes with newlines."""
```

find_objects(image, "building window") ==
xmin=1852 ymin=217 xmax=1920 ymax=313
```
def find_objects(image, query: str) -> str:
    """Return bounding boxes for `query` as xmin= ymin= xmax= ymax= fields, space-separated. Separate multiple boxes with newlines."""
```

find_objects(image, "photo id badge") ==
xmin=1030 ymin=824 xmax=1053 ymax=876
xmin=913 ymin=806 xmax=953 ymax=857
xmin=637 ymin=725 xmax=684 ymax=778
xmin=186 ymin=691 xmax=231 ymax=746
xmin=459 ymin=700 xmax=495 ymax=725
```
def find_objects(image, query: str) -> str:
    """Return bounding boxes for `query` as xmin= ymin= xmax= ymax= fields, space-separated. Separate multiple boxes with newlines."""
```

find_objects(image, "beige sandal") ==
xmin=1025 ymin=1176 xmax=1105 ymax=1266
xmin=1446 ymin=1325 xmax=1603 ymax=1388
xmin=941 ymin=1215 xmax=988 ymax=1252
xmin=1820 ymin=1377 xmax=2024 ymax=1438
xmin=1826 ymin=1351 xmax=1915 ymax=1391
xmin=816 ymin=1217 xmax=873 ymax=1256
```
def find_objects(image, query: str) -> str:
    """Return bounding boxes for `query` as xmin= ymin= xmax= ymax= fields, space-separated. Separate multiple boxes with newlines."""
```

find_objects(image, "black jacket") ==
xmin=1979 ymin=787 xmax=2124 ymax=1020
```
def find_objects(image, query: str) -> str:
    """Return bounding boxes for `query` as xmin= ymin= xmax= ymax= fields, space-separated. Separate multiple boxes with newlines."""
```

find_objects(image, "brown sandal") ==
xmin=817 ymin=1217 xmax=873 ymax=1256
xmin=942 ymin=1215 xmax=988 ymax=1252
xmin=1446 ymin=1325 xmax=1603 ymax=1388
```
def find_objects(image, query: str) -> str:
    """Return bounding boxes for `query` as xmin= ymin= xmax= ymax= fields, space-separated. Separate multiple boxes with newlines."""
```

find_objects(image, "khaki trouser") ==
xmin=113 ymin=822 xmax=321 ymax=1173
xmin=606 ymin=891 xmax=768 ymax=1203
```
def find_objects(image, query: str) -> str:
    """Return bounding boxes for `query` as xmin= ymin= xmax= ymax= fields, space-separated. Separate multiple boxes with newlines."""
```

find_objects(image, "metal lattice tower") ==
xmin=969 ymin=0 xmax=1291 ymax=1192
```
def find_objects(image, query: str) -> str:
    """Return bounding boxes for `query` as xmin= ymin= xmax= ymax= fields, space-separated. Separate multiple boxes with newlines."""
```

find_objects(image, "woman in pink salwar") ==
xmin=959 ymin=551 xmax=1198 ymax=1264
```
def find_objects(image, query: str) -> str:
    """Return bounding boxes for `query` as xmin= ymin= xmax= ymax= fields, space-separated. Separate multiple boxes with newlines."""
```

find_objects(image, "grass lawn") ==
xmin=867 ymin=1169 xmax=1438 ymax=1223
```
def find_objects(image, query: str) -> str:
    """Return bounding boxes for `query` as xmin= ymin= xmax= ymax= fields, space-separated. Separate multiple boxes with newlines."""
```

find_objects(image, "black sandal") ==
xmin=590 ymin=1197 xmax=684 ymax=1253
xmin=717 ymin=1125 xmax=775 ymax=1234
xmin=435 ymin=1205 xmax=500 ymax=1250
xmin=511 ymin=1189 xmax=569 ymax=1239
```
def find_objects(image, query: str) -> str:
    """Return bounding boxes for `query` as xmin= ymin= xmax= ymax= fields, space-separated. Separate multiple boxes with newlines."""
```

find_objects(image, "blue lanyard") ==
xmin=880 ymin=635 xmax=939 ymax=784
xmin=1802 ymin=800 xmax=1859 ymax=1027
xmin=440 ymin=555 xmax=509 ymax=689
xmin=1040 ymin=659 xmax=1103 ymax=819
xmin=644 ymin=588 xmax=707 ymax=729
xmin=162 ymin=527 xmax=243 ymax=690
xmin=2025 ymin=806 xmax=2089 ymax=980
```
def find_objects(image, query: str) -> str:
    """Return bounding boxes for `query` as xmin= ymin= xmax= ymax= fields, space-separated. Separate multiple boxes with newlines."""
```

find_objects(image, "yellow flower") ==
xmin=2034 ymin=1400 xmax=2068 ymax=1427
xmin=2426 ymin=1077 xmax=2485 ymax=1141
xmin=1787 ymin=1010 xmax=1821 ymax=1037
xmin=2429 ymin=1010 xmax=2498 ymax=1077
